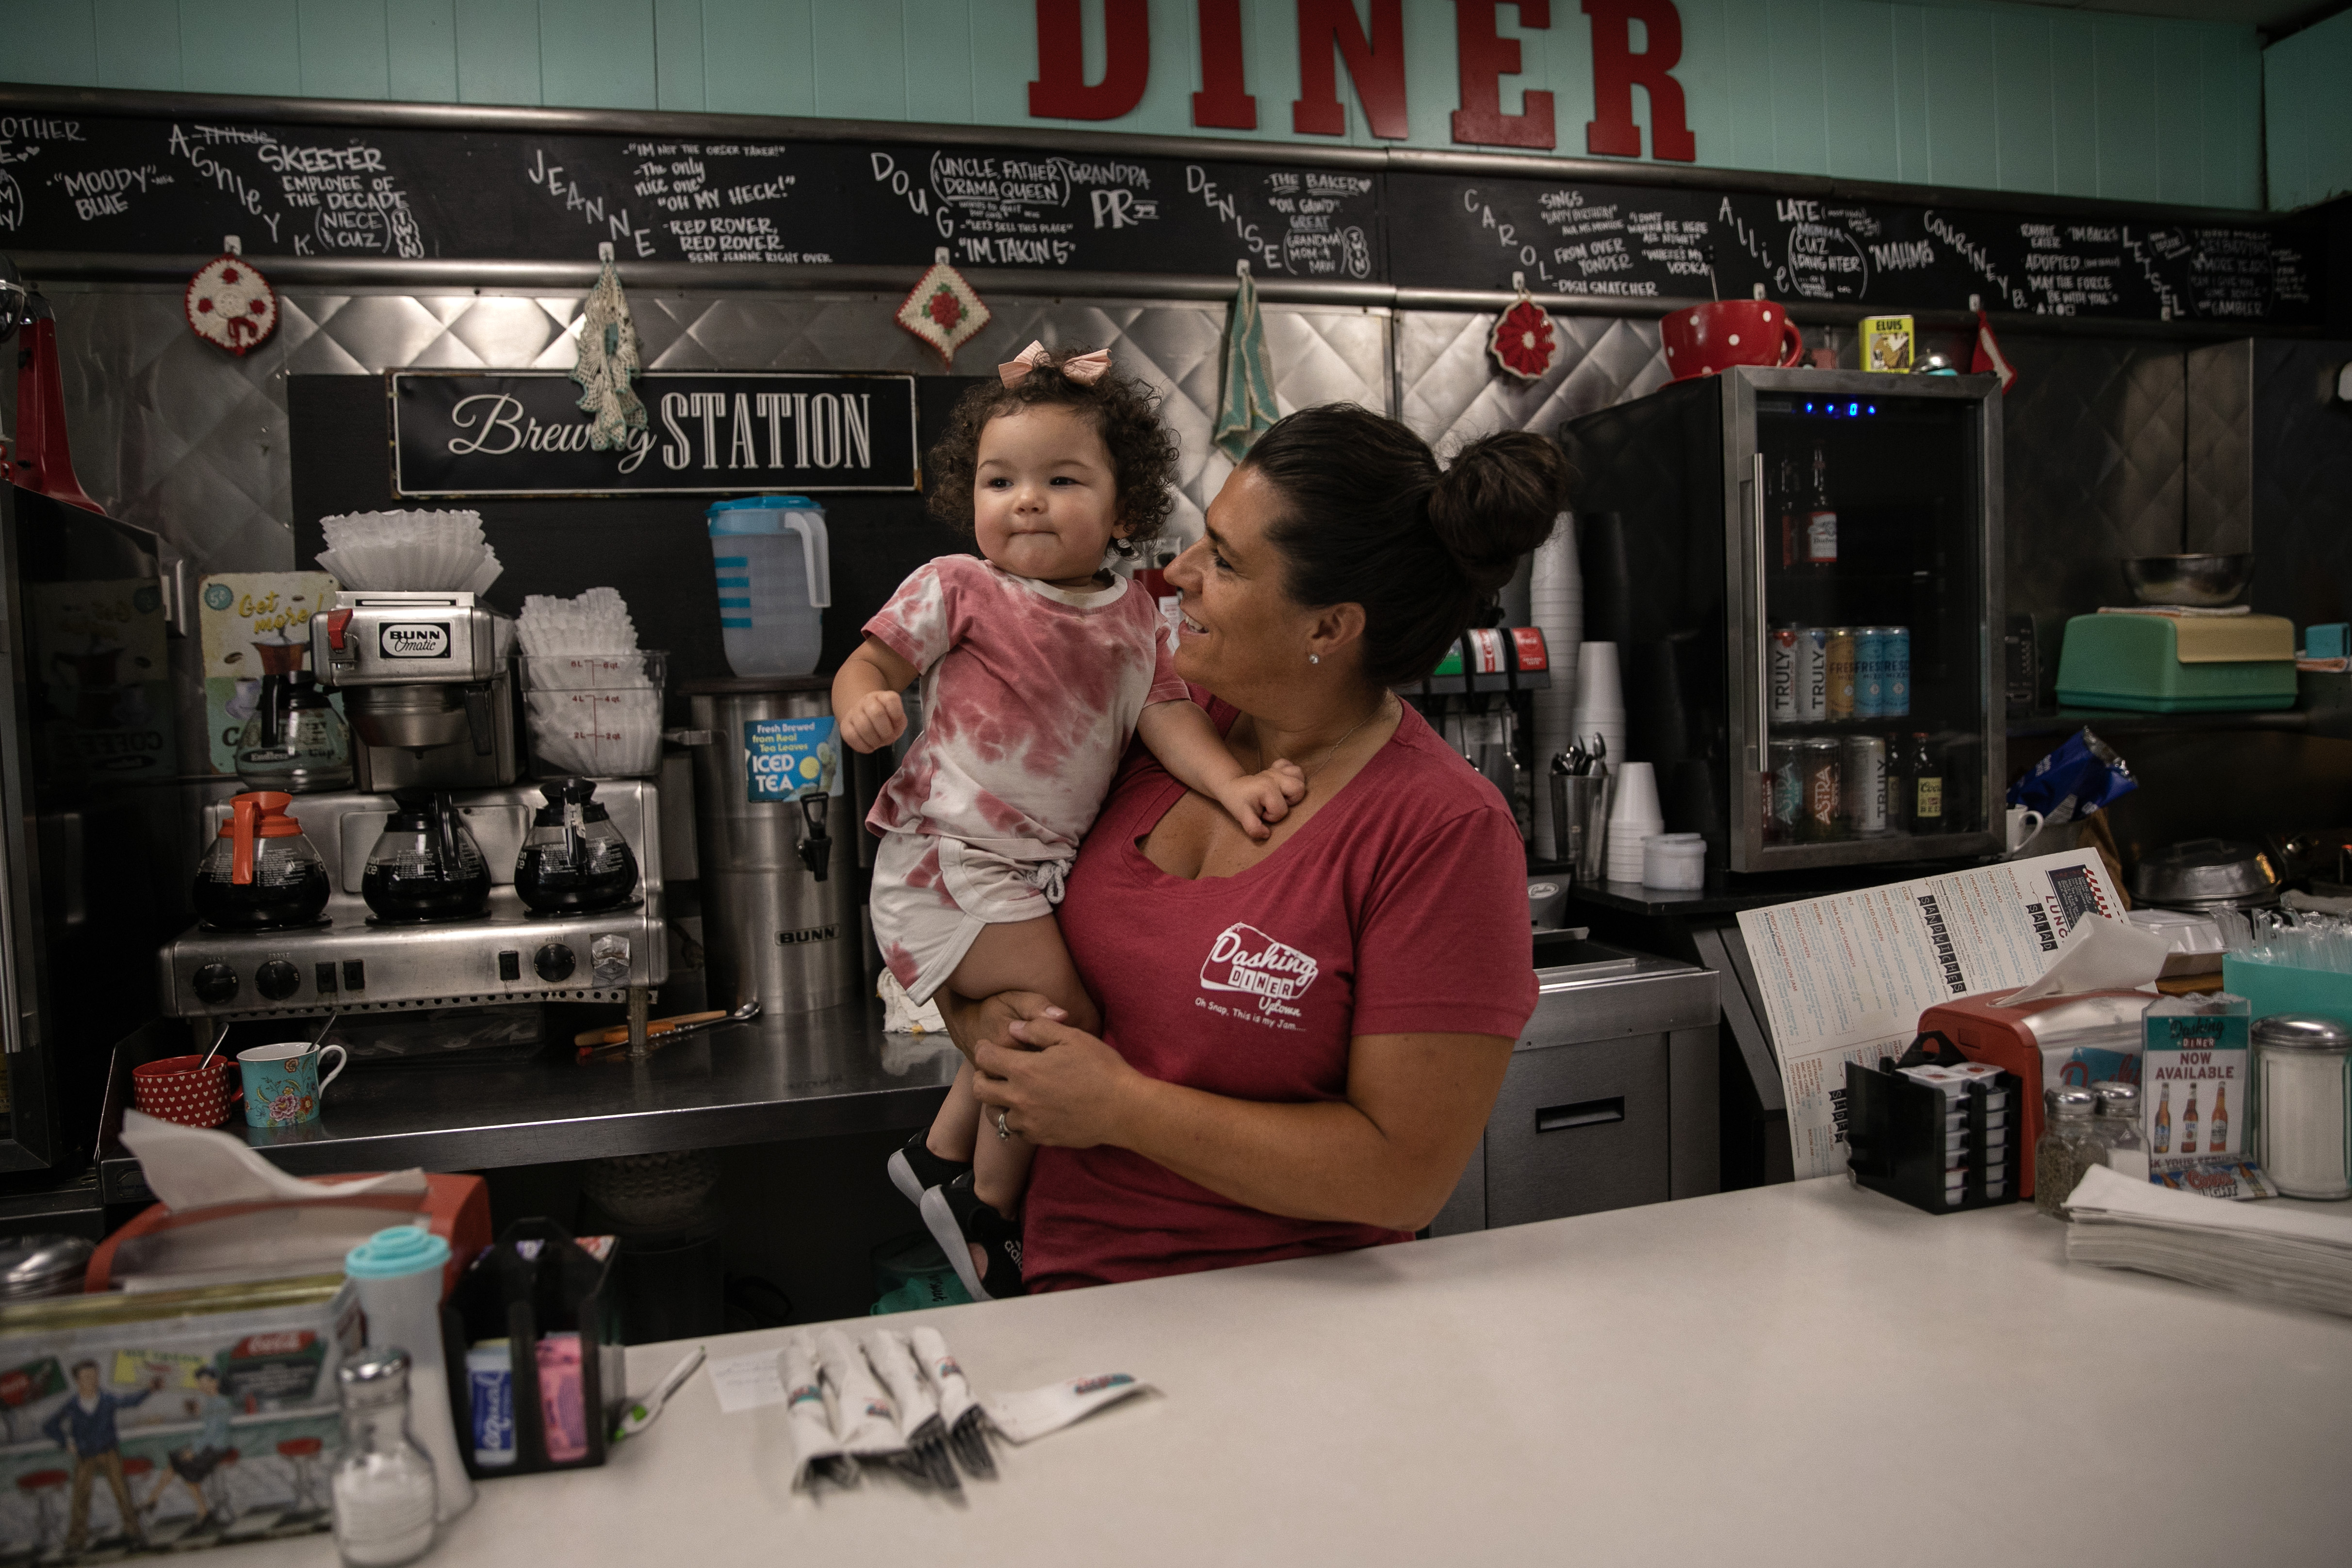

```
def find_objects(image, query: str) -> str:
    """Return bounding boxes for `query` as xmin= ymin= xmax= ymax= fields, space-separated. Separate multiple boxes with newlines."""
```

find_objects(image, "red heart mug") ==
xmin=131 ymin=1053 xmax=240 ymax=1128
xmin=1661 ymin=300 xmax=1804 ymax=380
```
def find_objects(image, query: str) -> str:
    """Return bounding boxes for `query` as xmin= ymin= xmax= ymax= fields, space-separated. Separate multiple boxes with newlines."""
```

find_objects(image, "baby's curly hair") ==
xmin=926 ymin=344 xmax=1181 ymax=549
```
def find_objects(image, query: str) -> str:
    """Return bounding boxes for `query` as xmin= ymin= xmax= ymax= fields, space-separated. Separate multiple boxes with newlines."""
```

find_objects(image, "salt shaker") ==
xmin=2088 ymin=1080 xmax=2148 ymax=1181
xmin=2034 ymin=1087 xmax=2102 ymax=1217
xmin=332 ymin=1348 xmax=438 ymax=1567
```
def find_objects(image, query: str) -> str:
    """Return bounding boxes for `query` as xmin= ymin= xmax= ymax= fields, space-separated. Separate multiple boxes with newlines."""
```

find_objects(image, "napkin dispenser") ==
xmin=2056 ymin=612 xmax=2296 ymax=713
xmin=1917 ymin=988 xmax=2149 ymax=1196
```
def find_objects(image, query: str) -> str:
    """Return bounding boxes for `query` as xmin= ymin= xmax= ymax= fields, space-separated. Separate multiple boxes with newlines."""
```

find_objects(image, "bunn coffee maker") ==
xmin=310 ymin=590 xmax=520 ymax=790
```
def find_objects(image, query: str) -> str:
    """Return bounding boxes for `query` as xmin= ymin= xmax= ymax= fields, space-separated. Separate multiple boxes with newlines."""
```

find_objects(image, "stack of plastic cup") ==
xmin=1527 ymin=516 xmax=1582 ymax=858
xmin=1607 ymin=761 xmax=1664 ymax=884
xmin=1573 ymin=640 xmax=1625 ymax=766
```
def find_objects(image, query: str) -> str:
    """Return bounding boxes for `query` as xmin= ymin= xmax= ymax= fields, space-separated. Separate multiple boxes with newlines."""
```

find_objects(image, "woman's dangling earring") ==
xmin=1308 ymin=653 xmax=1321 ymax=665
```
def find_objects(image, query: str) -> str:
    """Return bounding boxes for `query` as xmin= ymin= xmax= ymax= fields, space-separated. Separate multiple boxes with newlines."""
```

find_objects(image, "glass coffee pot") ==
xmin=235 ymin=670 xmax=353 ymax=793
xmin=514 ymin=777 xmax=639 ymax=915
xmin=192 ymin=791 xmax=332 ymax=930
xmin=361 ymin=789 xmax=491 ymax=923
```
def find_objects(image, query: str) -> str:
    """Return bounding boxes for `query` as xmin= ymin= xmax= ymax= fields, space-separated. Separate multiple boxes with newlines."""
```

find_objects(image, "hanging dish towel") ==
xmin=1214 ymin=264 xmax=1277 ymax=462
xmin=573 ymin=252 xmax=647 ymax=451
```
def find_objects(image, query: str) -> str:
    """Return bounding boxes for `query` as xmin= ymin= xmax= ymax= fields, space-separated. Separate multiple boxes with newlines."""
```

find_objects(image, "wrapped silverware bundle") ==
xmin=781 ymin=1326 xmax=1151 ymax=1494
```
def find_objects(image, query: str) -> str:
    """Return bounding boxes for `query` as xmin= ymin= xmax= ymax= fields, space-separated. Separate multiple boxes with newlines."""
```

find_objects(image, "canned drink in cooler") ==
xmin=1768 ymin=626 xmax=1798 ymax=721
xmin=1798 ymin=738 xmax=1841 ymax=840
xmin=1880 ymin=625 xmax=1911 ymax=717
xmin=1824 ymin=629 xmax=1857 ymax=720
xmin=1841 ymin=735 xmax=1887 ymax=832
xmin=1795 ymin=628 xmax=1829 ymax=721
xmin=1854 ymin=627 xmax=1885 ymax=719
xmin=1767 ymin=739 xmax=1799 ymax=841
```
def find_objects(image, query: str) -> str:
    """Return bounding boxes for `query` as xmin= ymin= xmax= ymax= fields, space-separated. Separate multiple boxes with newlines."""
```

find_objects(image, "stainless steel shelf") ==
xmin=98 ymin=1004 xmax=961 ymax=1203
xmin=2008 ymin=709 xmax=2312 ymax=739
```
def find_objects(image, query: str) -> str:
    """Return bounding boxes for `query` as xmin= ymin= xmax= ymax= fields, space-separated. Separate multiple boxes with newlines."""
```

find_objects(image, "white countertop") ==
xmin=238 ymin=1180 xmax=2352 ymax=1567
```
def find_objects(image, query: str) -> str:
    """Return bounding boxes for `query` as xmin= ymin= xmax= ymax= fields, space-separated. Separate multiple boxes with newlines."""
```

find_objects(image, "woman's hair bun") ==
xmin=1425 ymin=431 xmax=1570 ymax=594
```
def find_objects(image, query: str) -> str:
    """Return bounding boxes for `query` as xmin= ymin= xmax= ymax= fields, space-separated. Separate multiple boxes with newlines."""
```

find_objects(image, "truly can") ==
xmin=1854 ymin=627 xmax=1886 ymax=719
xmin=466 ymin=1342 xmax=518 ymax=1467
xmin=1879 ymin=624 xmax=1911 ymax=717
xmin=1794 ymin=627 xmax=1829 ymax=721
xmin=1841 ymin=735 xmax=1887 ymax=833
xmin=1798 ymin=737 xmax=1841 ymax=841
xmin=1768 ymin=626 xmax=1798 ymax=721
xmin=1766 ymin=740 xmax=1799 ymax=842
xmin=1824 ymin=628 xmax=1858 ymax=720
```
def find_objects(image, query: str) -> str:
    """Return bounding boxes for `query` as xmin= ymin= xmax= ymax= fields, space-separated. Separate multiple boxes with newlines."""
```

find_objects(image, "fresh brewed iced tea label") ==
xmin=744 ymin=717 xmax=842 ymax=803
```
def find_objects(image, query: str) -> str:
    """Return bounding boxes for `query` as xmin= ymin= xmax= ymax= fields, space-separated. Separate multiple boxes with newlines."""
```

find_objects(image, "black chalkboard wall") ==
xmin=287 ymin=375 xmax=987 ymax=718
xmin=1 ymin=108 xmax=2322 ymax=322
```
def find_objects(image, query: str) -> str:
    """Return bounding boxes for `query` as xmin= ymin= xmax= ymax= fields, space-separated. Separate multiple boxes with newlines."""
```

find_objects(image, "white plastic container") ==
xmin=344 ymin=1225 xmax=473 ymax=1523
xmin=1641 ymin=832 xmax=1706 ymax=890
xmin=709 ymin=496 xmax=831 ymax=677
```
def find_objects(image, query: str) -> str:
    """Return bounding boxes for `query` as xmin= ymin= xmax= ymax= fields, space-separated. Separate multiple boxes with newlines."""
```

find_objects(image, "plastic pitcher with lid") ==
xmin=709 ymin=496 xmax=830 ymax=677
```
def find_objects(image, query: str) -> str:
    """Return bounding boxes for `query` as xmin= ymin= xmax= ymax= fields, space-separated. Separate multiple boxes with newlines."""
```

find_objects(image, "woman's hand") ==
xmin=934 ymin=988 xmax=1060 ymax=1067
xmin=969 ymin=1015 xmax=1146 ymax=1150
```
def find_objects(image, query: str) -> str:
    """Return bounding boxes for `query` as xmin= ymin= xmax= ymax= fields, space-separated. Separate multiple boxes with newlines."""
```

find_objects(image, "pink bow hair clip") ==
xmin=998 ymin=341 xmax=1111 ymax=387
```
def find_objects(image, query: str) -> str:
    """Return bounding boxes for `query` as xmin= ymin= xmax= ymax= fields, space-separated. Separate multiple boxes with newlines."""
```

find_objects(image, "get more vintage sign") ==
xmin=391 ymin=372 xmax=919 ymax=496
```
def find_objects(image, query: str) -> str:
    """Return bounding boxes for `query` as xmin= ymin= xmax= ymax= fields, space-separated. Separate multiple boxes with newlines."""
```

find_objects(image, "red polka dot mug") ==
xmin=1661 ymin=300 xmax=1805 ymax=381
xmin=129 ymin=1054 xmax=240 ymax=1128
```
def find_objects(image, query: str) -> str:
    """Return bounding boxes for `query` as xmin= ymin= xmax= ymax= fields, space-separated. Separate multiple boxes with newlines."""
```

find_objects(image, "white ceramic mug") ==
xmin=2005 ymin=806 xmax=2046 ymax=853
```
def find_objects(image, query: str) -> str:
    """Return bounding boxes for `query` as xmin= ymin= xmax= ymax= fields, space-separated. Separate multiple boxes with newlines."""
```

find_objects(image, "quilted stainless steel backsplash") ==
xmin=45 ymin=287 xmax=1391 ymax=573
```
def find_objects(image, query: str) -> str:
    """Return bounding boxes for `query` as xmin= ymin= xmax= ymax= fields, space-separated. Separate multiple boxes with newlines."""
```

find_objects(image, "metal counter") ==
xmin=97 ymin=1006 xmax=961 ymax=1204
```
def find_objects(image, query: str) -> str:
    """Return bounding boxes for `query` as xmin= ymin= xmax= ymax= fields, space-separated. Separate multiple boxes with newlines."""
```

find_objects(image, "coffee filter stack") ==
xmin=1527 ymin=516 xmax=1582 ymax=859
xmin=317 ymin=510 xmax=502 ymax=593
xmin=517 ymin=588 xmax=663 ymax=777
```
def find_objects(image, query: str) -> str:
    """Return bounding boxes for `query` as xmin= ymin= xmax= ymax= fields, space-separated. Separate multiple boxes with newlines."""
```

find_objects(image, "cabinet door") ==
xmin=1484 ymin=1036 xmax=1670 ymax=1227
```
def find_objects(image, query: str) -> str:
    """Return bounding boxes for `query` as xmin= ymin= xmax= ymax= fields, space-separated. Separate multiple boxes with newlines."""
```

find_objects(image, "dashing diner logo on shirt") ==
xmin=1197 ymin=923 xmax=1320 ymax=1028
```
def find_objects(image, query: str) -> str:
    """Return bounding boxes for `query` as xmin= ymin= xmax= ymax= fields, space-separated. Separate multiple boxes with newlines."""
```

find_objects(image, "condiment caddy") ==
xmin=1844 ymin=1032 xmax=2023 ymax=1214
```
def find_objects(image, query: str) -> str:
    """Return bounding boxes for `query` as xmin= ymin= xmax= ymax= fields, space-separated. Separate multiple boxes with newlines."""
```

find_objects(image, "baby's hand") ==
xmin=839 ymin=689 xmax=907 ymax=753
xmin=1215 ymin=761 xmax=1308 ymax=841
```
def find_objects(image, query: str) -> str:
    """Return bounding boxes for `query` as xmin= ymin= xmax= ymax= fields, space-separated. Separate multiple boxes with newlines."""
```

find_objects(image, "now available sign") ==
xmin=391 ymin=371 xmax=918 ymax=496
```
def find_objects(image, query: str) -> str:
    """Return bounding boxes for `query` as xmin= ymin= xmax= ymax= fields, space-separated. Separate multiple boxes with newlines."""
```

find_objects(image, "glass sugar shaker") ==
xmin=332 ymin=1347 xmax=438 ymax=1567
xmin=2088 ymin=1080 xmax=2147 ymax=1181
xmin=2034 ymin=1087 xmax=2103 ymax=1218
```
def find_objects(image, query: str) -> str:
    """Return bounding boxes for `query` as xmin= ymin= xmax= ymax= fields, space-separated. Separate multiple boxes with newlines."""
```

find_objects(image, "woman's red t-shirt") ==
xmin=1023 ymin=697 xmax=1539 ymax=1292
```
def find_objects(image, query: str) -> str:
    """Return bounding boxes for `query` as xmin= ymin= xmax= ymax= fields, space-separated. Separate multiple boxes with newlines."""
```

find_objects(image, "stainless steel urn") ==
xmin=685 ymin=678 xmax=864 ymax=1014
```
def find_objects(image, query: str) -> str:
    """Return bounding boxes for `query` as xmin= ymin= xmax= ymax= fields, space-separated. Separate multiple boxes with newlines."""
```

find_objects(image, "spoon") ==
xmin=198 ymin=1020 xmax=230 ymax=1072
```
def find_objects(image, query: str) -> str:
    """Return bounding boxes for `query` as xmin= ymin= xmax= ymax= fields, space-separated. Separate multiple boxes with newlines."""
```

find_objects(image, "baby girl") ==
xmin=833 ymin=342 xmax=1303 ymax=1301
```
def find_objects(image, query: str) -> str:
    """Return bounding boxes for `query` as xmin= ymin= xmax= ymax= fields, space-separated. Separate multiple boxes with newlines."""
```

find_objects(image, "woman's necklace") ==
xmin=1250 ymin=692 xmax=1396 ymax=783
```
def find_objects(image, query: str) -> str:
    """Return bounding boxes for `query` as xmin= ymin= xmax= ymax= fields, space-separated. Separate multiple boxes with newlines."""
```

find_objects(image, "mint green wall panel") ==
xmin=901 ymin=0 xmax=976 ymax=127
xmin=653 ymin=0 xmax=703 ymax=110
xmin=964 ymin=0 xmax=1034 ymax=126
xmin=1989 ymin=9 xmax=2049 ymax=195
xmin=2091 ymin=16 xmax=2156 ymax=203
xmin=179 ymin=0 xmax=301 ymax=96
xmin=1818 ymin=0 xmax=1897 ymax=184
xmin=1675 ymin=0 xmax=1731 ymax=179
xmin=1399 ymin=0 xmax=1457 ymax=150
xmin=455 ymin=0 xmax=542 ymax=105
xmin=1 ymin=0 xmax=98 ymax=85
xmin=1719 ymin=0 xmax=1775 ymax=173
xmin=2046 ymin=11 xmax=2095 ymax=199
xmin=701 ymin=0 xmax=811 ymax=117
xmin=539 ymin=0 xmax=657 ymax=110
xmin=2152 ymin=22 xmax=2201 ymax=207
xmin=2202 ymin=30 xmax=2256 ymax=212
xmin=299 ymin=0 xmax=391 ymax=100
xmin=1888 ymin=2 xmax=1926 ymax=187
xmin=1921 ymin=5 xmax=1995 ymax=192
xmin=93 ymin=0 xmax=183 ymax=91
xmin=812 ymin=0 xmax=906 ymax=121
xmin=1764 ymin=0 xmax=1827 ymax=177
xmin=2266 ymin=7 xmax=2352 ymax=211
xmin=386 ymin=0 xmax=457 ymax=101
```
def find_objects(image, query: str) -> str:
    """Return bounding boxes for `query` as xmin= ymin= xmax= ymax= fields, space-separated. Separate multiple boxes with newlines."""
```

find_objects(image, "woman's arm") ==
xmin=970 ymin=1019 xmax=1513 ymax=1233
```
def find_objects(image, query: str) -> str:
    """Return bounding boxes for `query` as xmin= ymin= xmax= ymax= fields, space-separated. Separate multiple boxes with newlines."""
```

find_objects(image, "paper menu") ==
xmin=1737 ymin=850 xmax=2127 ymax=1180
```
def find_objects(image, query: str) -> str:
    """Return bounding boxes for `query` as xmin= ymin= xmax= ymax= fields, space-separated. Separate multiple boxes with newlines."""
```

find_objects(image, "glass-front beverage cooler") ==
xmin=1557 ymin=366 xmax=2002 ymax=875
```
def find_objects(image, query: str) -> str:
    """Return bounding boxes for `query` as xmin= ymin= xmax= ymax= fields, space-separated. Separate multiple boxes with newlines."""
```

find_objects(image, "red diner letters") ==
xmin=1291 ymin=0 xmax=1409 ymax=140
xmin=1582 ymin=0 xmax=1697 ymax=161
xmin=1451 ymin=0 xmax=1556 ymax=150
xmin=1029 ymin=0 xmax=1152 ymax=122
xmin=1193 ymin=0 xmax=1258 ymax=129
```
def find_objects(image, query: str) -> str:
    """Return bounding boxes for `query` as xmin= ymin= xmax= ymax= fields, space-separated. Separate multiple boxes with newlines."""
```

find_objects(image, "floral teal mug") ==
xmin=236 ymin=1041 xmax=347 ymax=1129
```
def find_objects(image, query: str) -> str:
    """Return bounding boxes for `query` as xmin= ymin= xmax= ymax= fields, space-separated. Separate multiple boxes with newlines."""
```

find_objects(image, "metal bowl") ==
xmin=2132 ymin=838 xmax=2280 ymax=910
xmin=2122 ymin=554 xmax=2253 ymax=607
